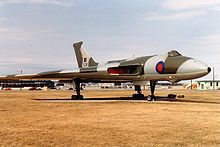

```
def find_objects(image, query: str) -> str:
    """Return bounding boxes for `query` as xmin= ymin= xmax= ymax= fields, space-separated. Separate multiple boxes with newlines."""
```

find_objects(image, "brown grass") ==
xmin=0 ymin=89 xmax=220 ymax=146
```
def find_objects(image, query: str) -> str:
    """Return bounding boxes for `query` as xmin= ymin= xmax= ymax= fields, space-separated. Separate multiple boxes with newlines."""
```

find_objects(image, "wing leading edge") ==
xmin=0 ymin=69 xmax=80 ymax=81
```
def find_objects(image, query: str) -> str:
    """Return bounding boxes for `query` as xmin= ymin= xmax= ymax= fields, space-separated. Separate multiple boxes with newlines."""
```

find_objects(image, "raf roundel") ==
xmin=156 ymin=61 xmax=165 ymax=74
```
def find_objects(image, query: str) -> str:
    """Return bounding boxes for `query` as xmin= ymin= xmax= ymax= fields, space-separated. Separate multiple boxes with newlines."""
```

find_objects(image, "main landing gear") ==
xmin=132 ymin=85 xmax=144 ymax=99
xmin=71 ymin=79 xmax=84 ymax=100
xmin=132 ymin=80 xmax=157 ymax=101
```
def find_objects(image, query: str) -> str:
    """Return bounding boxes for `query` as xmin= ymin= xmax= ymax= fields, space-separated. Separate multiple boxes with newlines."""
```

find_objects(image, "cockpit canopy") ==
xmin=168 ymin=50 xmax=182 ymax=57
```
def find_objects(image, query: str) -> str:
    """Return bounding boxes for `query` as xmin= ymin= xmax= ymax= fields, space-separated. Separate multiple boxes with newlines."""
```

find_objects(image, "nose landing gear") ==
xmin=146 ymin=81 xmax=156 ymax=101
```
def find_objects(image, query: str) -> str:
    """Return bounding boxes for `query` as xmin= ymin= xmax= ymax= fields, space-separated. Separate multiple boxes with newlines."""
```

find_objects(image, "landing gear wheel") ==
xmin=132 ymin=94 xmax=144 ymax=99
xmin=146 ymin=95 xmax=155 ymax=101
xmin=140 ymin=94 xmax=144 ymax=99
xmin=132 ymin=94 xmax=137 ymax=99
xmin=133 ymin=85 xmax=144 ymax=99
xmin=71 ymin=95 xmax=84 ymax=100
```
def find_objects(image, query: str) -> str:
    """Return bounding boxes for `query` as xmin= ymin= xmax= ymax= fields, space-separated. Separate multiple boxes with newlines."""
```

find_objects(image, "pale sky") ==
xmin=0 ymin=0 xmax=220 ymax=80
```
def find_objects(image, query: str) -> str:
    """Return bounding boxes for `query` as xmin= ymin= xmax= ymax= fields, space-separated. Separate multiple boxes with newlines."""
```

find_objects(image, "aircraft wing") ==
xmin=0 ymin=69 xmax=80 ymax=81
xmin=0 ymin=42 xmax=145 ymax=82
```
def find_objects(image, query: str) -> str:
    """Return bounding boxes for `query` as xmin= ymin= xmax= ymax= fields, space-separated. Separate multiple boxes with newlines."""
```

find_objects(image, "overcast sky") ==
xmin=0 ymin=0 xmax=220 ymax=80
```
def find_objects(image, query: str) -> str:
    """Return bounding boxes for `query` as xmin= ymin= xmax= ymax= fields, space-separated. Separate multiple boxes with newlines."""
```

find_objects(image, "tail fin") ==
xmin=73 ymin=41 xmax=98 ymax=68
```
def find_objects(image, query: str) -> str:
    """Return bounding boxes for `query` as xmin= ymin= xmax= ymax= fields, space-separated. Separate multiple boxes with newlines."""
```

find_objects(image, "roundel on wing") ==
xmin=155 ymin=61 xmax=165 ymax=74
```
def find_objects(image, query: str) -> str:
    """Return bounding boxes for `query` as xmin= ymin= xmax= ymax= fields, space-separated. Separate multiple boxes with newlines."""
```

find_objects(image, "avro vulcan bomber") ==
xmin=0 ymin=42 xmax=211 ymax=100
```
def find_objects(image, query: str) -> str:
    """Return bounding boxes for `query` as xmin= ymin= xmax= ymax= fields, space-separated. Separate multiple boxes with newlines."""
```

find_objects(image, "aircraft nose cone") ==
xmin=177 ymin=59 xmax=210 ymax=74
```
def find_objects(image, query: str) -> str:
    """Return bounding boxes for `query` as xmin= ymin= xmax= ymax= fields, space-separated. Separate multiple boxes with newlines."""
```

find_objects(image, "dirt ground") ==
xmin=0 ymin=89 xmax=220 ymax=147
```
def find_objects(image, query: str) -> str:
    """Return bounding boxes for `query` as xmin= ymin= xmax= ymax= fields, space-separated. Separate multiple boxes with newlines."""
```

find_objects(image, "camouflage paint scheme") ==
xmin=0 ymin=42 xmax=210 ymax=85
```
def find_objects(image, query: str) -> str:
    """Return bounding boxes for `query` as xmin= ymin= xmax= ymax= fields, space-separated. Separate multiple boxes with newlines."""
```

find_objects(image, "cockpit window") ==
xmin=168 ymin=50 xmax=182 ymax=57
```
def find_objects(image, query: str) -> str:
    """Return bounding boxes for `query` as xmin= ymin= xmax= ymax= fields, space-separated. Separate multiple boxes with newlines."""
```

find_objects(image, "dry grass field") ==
xmin=0 ymin=89 xmax=220 ymax=146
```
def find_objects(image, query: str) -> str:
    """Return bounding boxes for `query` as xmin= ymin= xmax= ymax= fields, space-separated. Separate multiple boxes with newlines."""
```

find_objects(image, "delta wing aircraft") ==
xmin=0 ymin=42 xmax=211 ymax=100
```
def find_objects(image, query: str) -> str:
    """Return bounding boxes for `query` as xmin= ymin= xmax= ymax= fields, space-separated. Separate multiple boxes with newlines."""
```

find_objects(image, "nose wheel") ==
xmin=146 ymin=95 xmax=155 ymax=101
xmin=146 ymin=81 xmax=156 ymax=101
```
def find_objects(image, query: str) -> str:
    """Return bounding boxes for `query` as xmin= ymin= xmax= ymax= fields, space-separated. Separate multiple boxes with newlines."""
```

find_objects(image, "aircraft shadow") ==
xmin=33 ymin=96 xmax=176 ymax=102
xmin=175 ymin=99 xmax=220 ymax=105
xmin=84 ymin=96 xmax=175 ymax=101
xmin=33 ymin=96 xmax=220 ymax=104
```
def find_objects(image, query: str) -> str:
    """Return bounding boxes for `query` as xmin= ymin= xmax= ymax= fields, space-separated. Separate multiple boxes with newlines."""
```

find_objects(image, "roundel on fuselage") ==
xmin=156 ymin=61 xmax=165 ymax=74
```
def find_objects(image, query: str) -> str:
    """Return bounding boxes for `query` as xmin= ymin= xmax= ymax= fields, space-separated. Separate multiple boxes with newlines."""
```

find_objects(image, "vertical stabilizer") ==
xmin=73 ymin=41 xmax=98 ymax=68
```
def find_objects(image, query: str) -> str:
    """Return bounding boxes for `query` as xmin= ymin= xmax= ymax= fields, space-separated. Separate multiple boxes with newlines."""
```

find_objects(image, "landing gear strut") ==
xmin=71 ymin=79 xmax=84 ymax=100
xmin=146 ymin=81 xmax=156 ymax=101
xmin=132 ymin=85 xmax=144 ymax=99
